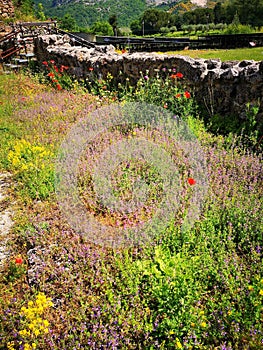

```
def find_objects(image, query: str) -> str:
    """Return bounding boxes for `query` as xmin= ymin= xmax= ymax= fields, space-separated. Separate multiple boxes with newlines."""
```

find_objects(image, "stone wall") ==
xmin=34 ymin=34 xmax=263 ymax=124
xmin=0 ymin=0 xmax=15 ymax=20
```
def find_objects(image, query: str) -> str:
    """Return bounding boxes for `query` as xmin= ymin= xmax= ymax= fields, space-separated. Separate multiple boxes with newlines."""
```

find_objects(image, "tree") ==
xmin=35 ymin=3 xmax=46 ymax=21
xmin=59 ymin=13 xmax=77 ymax=31
xmin=241 ymin=0 xmax=263 ymax=27
xmin=170 ymin=14 xmax=183 ymax=31
xmin=109 ymin=14 xmax=118 ymax=36
xmin=182 ymin=8 xmax=214 ymax=25
xmin=140 ymin=9 xmax=170 ymax=35
xmin=130 ymin=20 xmax=142 ymax=35
xmin=90 ymin=21 xmax=114 ymax=36
xmin=160 ymin=27 xmax=170 ymax=34
xmin=213 ymin=3 xmax=226 ymax=24
xmin=225 ymin=0 xmax=263 ymax=27
xmin=13 ymin=0 xmax=34 ymax=16
xmin=170 ymin=26 xmax=177 ymax=33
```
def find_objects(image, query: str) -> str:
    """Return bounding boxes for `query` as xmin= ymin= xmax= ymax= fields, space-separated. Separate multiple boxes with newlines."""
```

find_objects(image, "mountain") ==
xmin=35 ymin=0 xmax=210 ymax=28
xmin=35 ymin=0 xmax=180 ymax=28
xmin=35 ymin=0 xmax=148 ymax=27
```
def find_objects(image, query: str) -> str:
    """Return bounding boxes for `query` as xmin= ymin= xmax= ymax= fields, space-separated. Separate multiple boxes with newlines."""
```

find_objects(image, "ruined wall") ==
xmin=0 ymin=0 xmax=15 ymax=19
xmin=34 ymin=34 xmax=263 ymax=122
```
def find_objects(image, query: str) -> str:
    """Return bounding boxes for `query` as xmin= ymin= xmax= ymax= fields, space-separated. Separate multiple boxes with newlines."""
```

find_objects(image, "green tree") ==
xmin=35 ymin=3 xmax=46 ymax=21
xmin=13 ymin=0 xmax=34 ymax=16
xmin=109 ymin=14 xmax=118 ymax=36
xmin=59 ymin=13 xmax=77 ymax=31
xmin=213 ymin=2 xmax=226 ymax=24
xmin=130 ymin=20 xmax=142 ymax=35
xmin=170 ymin=14 xmax=183 ymax=31
xmin=182 ymin=8 xmax=214 ymax=25
xmin=225 ymin=0 xmax=263 ymax=27
xmin=240 ymin=0 xmax=263 ymax=27
xmin=90 ymin=21 xmax=114 ymax=36
xmin=160 ymin=27 xmax=170 ymax=34
xmin=139 ymin=8 xmax=171 ymax=35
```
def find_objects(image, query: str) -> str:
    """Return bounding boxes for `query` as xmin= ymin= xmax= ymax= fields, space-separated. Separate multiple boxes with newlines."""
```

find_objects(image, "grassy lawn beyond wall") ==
xmin=166 ymin=47 xmax=263 ymax=61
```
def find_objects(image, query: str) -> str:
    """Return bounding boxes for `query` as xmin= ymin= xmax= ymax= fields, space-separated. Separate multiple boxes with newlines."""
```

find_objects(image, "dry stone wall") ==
xmin=0 ymin=0 xmax=14 ymax=19
xmin=34 ymin=34 xmax=263 ymax=123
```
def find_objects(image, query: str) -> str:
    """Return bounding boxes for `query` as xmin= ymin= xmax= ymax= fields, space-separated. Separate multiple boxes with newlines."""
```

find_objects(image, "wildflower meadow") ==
xmin=0 ymin=62 xmax=262 ymax=349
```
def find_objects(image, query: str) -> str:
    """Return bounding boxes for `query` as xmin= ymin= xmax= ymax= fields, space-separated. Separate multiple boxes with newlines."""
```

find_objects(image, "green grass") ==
xmin=0 ymin=71 xmax=262 ymax=350
xmin=167 ymin=47 xmax=263 ymax=61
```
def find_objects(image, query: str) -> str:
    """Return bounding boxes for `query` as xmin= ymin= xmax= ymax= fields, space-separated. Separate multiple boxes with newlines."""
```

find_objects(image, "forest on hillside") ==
xmin=9 ymin=0 xmax=263 ymax=35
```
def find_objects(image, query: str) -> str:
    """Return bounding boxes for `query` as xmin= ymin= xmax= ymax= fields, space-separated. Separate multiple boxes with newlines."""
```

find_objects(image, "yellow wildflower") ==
xmin=201 ymin=322 xmax=207 ymax=328
xmin=28 ymin=323 xmax=34 ymax=330
xmin=34 ymin=329 xmax=40 ymax=336
xmin=259 ymin=290 xmax=263 ymax=296
xmin=24 ymin=344 xmax=32 ymax=350
xmin=43 ymin=319 xmax=49 ymax=327
xmin=19 ymin=329 xmax=30 ymax=337
xmin=7 ymin=341 xmax=15 ymax=350
xmin=175 ymin=338 xmax=183 ymax=349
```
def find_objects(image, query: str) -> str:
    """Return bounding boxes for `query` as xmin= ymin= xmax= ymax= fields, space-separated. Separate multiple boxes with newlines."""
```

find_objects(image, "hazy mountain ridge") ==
xmin=37 ymin=0 xmax=214 ymax=27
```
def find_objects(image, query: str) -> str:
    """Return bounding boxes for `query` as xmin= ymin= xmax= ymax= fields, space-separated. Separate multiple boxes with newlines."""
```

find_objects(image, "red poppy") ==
xmin=60 ymin=65 xmax=69 ymax=73
xmin=57 ymin=84 xmax=62 ymax=91
xmin=47 ymin=72 xmax=55 ymax=78
xmin=54 ymin=66 xmax=59 ymax=73
xmin=42 ymin=61 xmax=48 ymax=66
xmin=175 ymin=93 xmax=181 ymax=98
xmin=170 ymin=74 xmax=177 ymax=79
xmin=50 ymin=60 xmax=55 ymax=64
xmin=176 ymin=72 xmax=183 ymax=78
xmin=121 ymin=49 xmax=127 ymax=54
xmin=184 ymin=91 xmax=191 ymax=98
xmin=188 ymin=178 xmax=196 ymax=185
xmin=15 ymin=257 xmax=23 ymax=264
xmin=163 ymin=103 xmax=168 ymax=109
xmin=89 ymin=67 xmax=94 ymax=71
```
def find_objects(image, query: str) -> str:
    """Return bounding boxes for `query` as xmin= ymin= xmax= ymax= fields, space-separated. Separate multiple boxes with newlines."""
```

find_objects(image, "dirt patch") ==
xmin=0 ymin=172 xmax=13 ymax=266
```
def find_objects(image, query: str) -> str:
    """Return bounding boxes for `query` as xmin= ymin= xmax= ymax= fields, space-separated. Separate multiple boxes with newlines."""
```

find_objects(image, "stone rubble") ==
xmin=0 ymin=0 xmax=14 ymax=20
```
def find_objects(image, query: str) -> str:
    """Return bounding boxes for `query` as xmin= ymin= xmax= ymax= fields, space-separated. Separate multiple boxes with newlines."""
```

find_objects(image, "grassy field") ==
xmin=166 ymin=46 xmax=263 ymax=61
xmin=0 ymin=66 xmax=262 ymax=350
